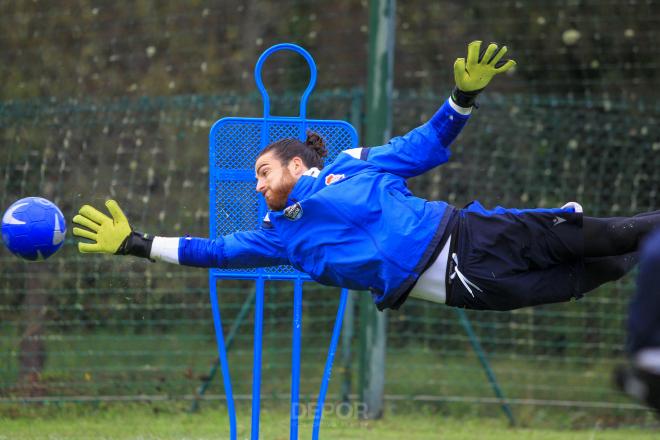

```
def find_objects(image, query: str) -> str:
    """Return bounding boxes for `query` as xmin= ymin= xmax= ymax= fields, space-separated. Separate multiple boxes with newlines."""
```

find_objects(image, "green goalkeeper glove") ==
xmin=452 ymin=40 xmax=516 ymax=108
xmin=72 ymin=199 xmax=153 ymax=258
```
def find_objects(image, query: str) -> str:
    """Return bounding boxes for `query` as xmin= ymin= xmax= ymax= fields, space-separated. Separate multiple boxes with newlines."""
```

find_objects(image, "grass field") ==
xmin=0 ymin=300 xmax=654 ymax=436
xmin=1 ymin=402 xmax=659 ymax=440
xmin=2 ymin=329 xmax=657 ymax=431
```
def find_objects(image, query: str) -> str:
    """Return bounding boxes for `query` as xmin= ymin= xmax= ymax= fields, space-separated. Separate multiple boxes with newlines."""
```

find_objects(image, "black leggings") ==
xmin=584 ymin=210 xmax=660 ymax=257
xmin=581 ymin=210 xmax=660 ymax=293
xmin=582 ymin=253 xmax=638 ymax=293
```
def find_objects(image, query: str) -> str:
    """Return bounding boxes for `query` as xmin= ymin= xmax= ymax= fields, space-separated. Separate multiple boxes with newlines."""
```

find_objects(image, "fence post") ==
xmin=359 ymin=0 xmax=396 ymax=420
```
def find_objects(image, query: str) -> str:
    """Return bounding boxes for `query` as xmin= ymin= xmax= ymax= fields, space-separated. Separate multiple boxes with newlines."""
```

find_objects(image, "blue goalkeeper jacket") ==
xmin=179 ymin=99 xmax=470 ymax=310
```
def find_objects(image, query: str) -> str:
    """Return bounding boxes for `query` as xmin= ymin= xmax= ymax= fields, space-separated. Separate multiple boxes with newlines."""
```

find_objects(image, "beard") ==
xmin=265 ymin=168 xmax=296 ymax=211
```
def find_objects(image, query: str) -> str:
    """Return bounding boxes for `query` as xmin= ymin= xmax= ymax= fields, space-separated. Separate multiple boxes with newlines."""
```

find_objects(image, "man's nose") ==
xmin=256 ymin=179 xmax=265 ymax=193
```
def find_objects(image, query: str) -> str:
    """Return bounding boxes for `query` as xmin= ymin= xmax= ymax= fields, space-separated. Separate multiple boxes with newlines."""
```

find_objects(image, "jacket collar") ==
xmin=284 ymin=167 xmax=320 ymax=208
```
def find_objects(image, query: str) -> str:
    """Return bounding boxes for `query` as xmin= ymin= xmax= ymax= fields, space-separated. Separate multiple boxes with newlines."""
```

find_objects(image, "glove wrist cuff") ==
xmin=117 ymin=231 xmax=154 ymax=259
xmin=451 ymin=87 xmax=483 ymax=108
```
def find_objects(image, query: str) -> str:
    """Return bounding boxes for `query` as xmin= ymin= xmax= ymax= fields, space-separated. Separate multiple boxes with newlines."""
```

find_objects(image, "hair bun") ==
xmin=305 ymin=131 xmax=328 ymax=158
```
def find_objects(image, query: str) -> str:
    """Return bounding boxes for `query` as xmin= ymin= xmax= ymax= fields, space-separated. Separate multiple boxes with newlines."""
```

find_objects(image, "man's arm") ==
xmin=358 ymin=98 xmax=471 ymax=179
xmin=354 ymin=41 xmax=515 ymax=179
xmin=72 ymin=200 xmax=289 ymax=268
xmin=162 ymin=227 xmax=289 ymax=268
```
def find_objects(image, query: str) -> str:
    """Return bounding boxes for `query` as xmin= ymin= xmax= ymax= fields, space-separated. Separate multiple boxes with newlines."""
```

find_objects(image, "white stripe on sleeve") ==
xmin=343 ymin=148 xmax=363 ymax=159
xmin=150 ymin=236 xmax=181 ymax=264
xmin=447 ymin=97 xmax=473 ymax=115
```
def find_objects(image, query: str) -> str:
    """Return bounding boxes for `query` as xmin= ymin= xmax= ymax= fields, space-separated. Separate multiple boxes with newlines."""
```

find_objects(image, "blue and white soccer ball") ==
xmin=1 ymin=197 xmax=67 ymax=261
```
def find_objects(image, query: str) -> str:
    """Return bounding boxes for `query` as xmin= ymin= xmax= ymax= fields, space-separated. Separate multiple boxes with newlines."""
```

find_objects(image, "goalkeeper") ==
xmin=73 ymin=41 xmax=657 ymax=311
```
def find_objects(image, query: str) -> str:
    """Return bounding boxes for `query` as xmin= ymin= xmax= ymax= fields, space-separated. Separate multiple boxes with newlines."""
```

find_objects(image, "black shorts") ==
xmin=446 ymin=201 xmax=584 ymax=311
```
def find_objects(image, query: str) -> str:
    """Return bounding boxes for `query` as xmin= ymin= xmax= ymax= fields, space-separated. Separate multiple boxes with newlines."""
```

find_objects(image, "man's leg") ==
xmin=614 ymin=230 xmax=660 ymax=413
xmin=579 ymin=253 xmax=638 ymax=294
xmin=584 ymin=211 xmax=660 ymax=257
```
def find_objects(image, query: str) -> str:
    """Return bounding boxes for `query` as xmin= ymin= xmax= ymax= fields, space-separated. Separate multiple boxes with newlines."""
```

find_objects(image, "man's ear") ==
xmin=288 ymin=156 xmax=308 ymax=176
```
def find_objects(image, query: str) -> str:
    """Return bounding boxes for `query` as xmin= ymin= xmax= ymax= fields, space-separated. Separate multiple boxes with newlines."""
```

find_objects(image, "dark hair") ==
xmin=258 ymin=130 xmax=328 ymax=169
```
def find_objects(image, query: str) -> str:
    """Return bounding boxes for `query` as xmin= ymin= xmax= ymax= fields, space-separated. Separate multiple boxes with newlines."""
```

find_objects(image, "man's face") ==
xmin=255 ymin=151 xmax=302 ymax=211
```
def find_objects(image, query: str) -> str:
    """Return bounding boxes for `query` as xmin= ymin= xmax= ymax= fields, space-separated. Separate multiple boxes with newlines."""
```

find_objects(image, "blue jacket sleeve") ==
xmin=177 ymin=226 xmax=289 ymax=268
xmin=364 ymin=98 xmax=471 ymax=178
